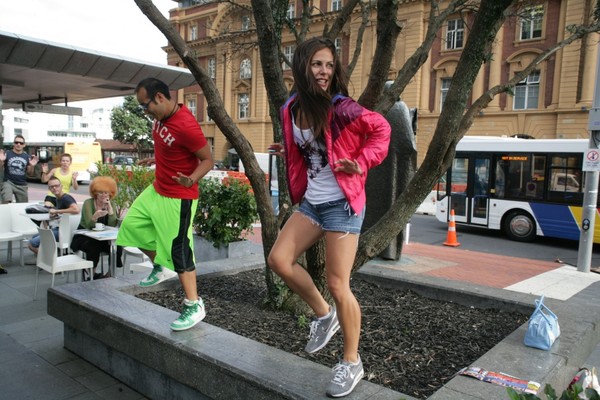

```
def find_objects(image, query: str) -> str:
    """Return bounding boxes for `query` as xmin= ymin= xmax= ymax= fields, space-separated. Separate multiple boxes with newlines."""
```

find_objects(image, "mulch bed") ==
xmin=137 ymin=268 xmax=528 ymax=399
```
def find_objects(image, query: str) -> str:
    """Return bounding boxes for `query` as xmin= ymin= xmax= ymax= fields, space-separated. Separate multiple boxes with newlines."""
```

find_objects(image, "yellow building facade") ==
xmin=165 ymin=0 xmax=599 ymax=165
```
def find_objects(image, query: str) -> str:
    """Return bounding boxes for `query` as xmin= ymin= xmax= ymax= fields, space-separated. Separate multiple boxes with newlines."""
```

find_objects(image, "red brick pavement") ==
xmin=403 ymin=242 xmax=561 ymax=288
xmin=244 ymin=228 xmax=561 ymax=289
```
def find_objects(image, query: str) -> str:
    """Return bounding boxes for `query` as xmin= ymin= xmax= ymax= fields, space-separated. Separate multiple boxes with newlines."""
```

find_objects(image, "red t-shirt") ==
xmin=152 ymin=104 xmax=208 ymax=199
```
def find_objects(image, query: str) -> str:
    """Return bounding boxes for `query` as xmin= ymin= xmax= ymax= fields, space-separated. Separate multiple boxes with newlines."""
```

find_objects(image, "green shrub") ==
xmin=507 ymin=384 xmax=599 ymax=400
xmin=193 ymin=177 xmax=258 ymax=247
xmin=94 ymin=163 xmax=155 ymax=219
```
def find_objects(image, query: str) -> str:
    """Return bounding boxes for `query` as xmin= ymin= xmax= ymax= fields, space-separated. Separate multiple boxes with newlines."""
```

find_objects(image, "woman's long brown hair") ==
xmin=291 ymin=37 xmax=348 ymax=139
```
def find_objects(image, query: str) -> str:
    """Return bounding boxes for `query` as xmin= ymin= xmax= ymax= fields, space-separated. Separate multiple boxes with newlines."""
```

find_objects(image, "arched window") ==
xmin=240 ymin=58 xmax=252 ymax=79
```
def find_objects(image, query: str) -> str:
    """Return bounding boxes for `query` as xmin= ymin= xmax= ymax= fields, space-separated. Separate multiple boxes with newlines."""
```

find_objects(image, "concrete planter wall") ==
xmin=47 ymin=257 xmax=406 ymax=400
xmin=46 ymin=257 xmax=600 ymax=399
xmin=193 ymin=235 xmax=262 ymax=262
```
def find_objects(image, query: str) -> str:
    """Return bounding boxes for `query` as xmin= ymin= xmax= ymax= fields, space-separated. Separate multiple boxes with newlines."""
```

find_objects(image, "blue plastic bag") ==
xmin=524 ymin=295 xmax=560 ymax=350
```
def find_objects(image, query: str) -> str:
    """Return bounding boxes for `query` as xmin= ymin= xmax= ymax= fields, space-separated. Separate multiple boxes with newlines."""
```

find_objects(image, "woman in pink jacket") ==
xmin=268 ymin=37 xmax=391 ymax=398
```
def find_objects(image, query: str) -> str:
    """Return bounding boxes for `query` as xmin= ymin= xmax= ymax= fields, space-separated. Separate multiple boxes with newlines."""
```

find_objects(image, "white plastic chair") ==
xmin=9 ymin=203 xmax=39 ymax=267
xmin=0 ymin=204 xmax=24 ymax=264
xmin=34 ymin=228 xmax=93 ymax=300
xmin=121 ymin=246 xmax=149 ymax=275
xmin=58 ymin=214 xmax=72 ymax=255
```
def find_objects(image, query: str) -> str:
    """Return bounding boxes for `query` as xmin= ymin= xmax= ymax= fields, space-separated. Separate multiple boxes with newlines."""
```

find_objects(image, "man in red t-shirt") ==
xmin=117 ymin=78 xmax=214 ymax=331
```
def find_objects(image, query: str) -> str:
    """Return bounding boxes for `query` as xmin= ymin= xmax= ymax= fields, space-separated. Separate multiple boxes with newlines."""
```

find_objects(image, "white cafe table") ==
xmin=20 ymin=213 xmax=54 ymax=228
xmin=74 ymin=227 xmax=119 ymax=277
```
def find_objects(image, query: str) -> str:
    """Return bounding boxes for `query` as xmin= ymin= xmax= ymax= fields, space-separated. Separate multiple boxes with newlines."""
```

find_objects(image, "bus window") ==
xmin=548 ymin=155 xmax=583 ymax=203
xmin=450 ymin=157 xmax=468 ymax=216
xmin=527 ymin=155 xmax=546 ymax=199
xmin=495 ymin=160 xmax=507 ymax=198
xmin=473 ymin=158 xmax=490 ymax=219
xmin=497 ymin=154 xmax=534 ymax=199
xmin=435 ymin=174 xmax=447 ymax=201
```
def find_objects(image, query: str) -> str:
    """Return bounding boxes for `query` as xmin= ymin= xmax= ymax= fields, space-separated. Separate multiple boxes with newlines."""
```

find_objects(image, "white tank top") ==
xmin=292 ymin=116 xmax=344 ymax=204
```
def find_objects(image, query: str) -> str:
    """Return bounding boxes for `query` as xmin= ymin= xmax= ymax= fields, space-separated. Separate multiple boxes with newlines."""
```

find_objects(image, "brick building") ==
xmin=163 ymin=0 xmax=599 ymax=164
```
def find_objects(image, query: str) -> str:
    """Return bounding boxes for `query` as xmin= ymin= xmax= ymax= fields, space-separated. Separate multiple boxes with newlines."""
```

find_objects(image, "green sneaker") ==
xmin=139 ymin=265 xmax=175 ymax=287
xmin=170 ymin=298 xmax=206 ymax=331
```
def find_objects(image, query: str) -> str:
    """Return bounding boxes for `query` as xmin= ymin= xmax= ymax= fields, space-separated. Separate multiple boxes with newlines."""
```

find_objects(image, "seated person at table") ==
xmin=70 ymin=176 xmax=123 ymax=279
xmin=28 ymin=177 xmax=79 ymax=254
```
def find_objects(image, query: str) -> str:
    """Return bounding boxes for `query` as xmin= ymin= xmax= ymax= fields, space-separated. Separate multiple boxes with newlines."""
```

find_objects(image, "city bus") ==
xmin=434 ymin=136 xmax=599 ymax=242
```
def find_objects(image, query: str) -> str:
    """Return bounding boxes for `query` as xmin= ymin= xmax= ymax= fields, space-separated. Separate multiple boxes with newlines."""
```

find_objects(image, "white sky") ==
xmin=0 ymin=0 xmax=177 ymax=110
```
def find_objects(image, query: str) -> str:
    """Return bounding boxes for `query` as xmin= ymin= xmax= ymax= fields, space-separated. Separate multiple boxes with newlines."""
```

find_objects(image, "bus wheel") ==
xmin=504 ymin=211 xmax=536 ymax=242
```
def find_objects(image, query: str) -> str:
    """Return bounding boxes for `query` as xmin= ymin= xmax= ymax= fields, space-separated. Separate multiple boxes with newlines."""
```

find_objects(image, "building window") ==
xmin=445 ymin=19 xmax=464 ymax=50
xmin=520 ymin=5 xmax=543 ymax=40
xmin=240 ymin=58 xmax=252 ymax=79
xmin=208 ymin=57 xmax=216 ymax=79
xmin=238 ymin=93 xmax=249 ymax=119
xmin=186 ymin=96 xmax=197 ymax=117
xmin=287 ymin=2 xmax=295 ymax=19
xmin=189 ymin=25 xmax=198 ymax=41
xmin=182 ymin=0 xmax=206 ymax=6
xmin=241 ymin=15 xmax=250 ymax=31
xmin=513 ymin=71 xmax=540 ymax=110
xmin=282 ymin=45 xmax=294 ymax=70
xmin=440 ymin=78 xmax=451 ymax=111
xmin=332 ymin=0 xmax=342 ymax=11
xmin=334 ymin=38 xmax=342 ymax=56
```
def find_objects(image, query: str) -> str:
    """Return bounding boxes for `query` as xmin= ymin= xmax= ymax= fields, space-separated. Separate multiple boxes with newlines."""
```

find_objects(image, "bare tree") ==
xmin=134 ymin=0 xmax=600 ymax=309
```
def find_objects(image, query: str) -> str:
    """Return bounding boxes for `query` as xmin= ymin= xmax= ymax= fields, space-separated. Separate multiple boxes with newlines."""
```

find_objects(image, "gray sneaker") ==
xmin=305 ymin=307 xmax=340 ymax=353
xmin=326 ymin=356 xmax=364 ymax=398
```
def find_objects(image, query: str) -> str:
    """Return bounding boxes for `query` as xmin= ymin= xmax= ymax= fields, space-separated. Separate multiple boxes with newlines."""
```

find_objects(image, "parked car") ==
xmin=112 ymin=156 xmax=138 ymax=166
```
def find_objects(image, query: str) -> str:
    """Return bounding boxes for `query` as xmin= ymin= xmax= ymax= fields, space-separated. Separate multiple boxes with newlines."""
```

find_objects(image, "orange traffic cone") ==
xmin=443 ymin=209 xmax=461 ymax=247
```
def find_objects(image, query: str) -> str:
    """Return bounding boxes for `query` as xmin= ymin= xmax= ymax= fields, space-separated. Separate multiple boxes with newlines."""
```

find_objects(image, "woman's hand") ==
xmin=93 ymin=209 xmax=109 ymax=221
xmin=334 ymin=158 xmax=363 ymax=176
xmin=268 ymin=143 xmax=285 ymax=157
xmin=105 ymin=199 xmax=114 ymax=215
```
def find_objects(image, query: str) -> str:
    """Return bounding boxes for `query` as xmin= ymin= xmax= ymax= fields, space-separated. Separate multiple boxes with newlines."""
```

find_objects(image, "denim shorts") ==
xmin=297 ymin=198 xmax=364 ymax=234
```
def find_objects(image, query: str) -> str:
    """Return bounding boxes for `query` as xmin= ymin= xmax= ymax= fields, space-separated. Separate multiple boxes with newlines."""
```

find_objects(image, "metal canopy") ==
xmin=0 ymin=30 xmax=196 ymax=110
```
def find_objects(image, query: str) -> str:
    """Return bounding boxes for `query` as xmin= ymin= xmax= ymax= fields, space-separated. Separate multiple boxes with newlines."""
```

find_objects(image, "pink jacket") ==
xmin=280 ymin=94 xmax=391 ymax=214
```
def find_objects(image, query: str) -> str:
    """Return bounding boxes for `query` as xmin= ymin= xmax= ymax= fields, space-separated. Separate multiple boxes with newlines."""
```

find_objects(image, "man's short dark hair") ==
xmin=135 ymin=78 xmax=171 ymax=101
xmin=47 ymin=176 xmax=61 ymax=186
